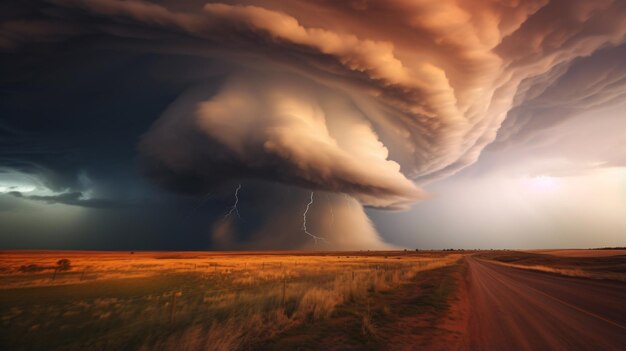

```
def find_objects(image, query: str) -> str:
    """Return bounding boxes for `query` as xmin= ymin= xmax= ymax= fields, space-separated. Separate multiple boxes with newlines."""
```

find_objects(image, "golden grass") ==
xmin=0 ymin=251 xmax=462 ymax=350
xmin=0 ymin=251 xmax=455 ymax=289
xmin=527 ymin=249 xmax=626 ymax=258
xmin=484 ymin=260 xmax=626 ymax=282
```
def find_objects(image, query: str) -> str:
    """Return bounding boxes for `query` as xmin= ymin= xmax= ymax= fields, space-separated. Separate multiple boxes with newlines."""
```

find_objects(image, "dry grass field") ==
xmin=477 ymin=250 xmax=626 ymax=282
xmin=0 ymin=250 xmax=462 ymax=351
xmin=526 ymin=249 xmax=626 ymax=257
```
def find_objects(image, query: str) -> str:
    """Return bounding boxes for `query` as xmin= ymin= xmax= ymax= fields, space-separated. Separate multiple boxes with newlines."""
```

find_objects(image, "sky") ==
xmin=1 ymin=0 xmax=625 ymax=250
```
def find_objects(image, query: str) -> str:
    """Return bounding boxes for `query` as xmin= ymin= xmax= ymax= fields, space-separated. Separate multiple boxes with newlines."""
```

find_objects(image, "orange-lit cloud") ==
xmin=3 ymin=1 xmax=624 ymax=206
xmin=133 ymin=0 xmax=625 ymax=206
xmin=2 ymin=0 xmax=625 ymax=248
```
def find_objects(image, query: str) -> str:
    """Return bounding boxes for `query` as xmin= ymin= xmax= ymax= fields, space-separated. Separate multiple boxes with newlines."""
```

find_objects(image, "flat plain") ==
xmin=1 ymin=250 xmax=625 ymax=351
xmin=0 ymin=250 xmax=461 ymax=350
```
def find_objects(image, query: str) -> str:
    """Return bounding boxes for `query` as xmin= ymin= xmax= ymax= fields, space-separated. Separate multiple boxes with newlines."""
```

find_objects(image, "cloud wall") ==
xmin=2 ymin=0 xmax=625 ymax=248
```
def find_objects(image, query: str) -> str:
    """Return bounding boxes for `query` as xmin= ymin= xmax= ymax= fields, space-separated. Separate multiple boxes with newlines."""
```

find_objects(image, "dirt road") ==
xmin=466 ymin=257 xmax=626 ymax=351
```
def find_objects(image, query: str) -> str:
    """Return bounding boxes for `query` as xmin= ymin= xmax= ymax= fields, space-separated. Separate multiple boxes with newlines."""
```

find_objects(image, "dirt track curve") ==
xmin=466 ymin=257 xmax=626 ymax=351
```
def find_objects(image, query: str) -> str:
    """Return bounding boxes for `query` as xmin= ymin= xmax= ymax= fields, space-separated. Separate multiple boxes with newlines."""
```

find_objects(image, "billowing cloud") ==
xmin=140 ymin=72 xmax=424 ymax=208
xmin=496 ymin=44 xmax=626 ymax=147
xmin=1 ymin=0 xmax=625 ymax=248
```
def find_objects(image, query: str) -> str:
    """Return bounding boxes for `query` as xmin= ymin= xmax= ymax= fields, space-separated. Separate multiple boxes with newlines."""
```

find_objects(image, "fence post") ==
xmin=170 ymin=291 xmax=182 ymax=324
xmin=281 ymin=276 xmax=286 ymax=307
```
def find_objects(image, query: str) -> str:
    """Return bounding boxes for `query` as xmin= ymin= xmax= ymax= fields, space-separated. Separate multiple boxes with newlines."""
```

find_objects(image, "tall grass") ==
xmin=0 ymin=252 xmax=460 ymax=350
xmin=138 ymin=255 xmax=460 ymax=350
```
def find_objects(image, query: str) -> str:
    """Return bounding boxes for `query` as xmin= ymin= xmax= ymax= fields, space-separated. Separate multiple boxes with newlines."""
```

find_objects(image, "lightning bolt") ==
xmin=303 ymin=191 xmax=329 ymax=246
xmin=224 ymin=184 xmax=242 ymax=219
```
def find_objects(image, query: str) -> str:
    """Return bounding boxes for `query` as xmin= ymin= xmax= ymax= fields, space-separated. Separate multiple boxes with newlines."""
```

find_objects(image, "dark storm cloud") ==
xmin=7 ymin=190 xmax=126 ymax=209
xmin=1 ymin=0 xmax=625 ymax=249
xmin=2 ymin=0 xmax=625 ymax=204
xmin=0 ymin=44 xmax=224 ymax=197
xmin=201 ymin=181 xmax=392 ymax=250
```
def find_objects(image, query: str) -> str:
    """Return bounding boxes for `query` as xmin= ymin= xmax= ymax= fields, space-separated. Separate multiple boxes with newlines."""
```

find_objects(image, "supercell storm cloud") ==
xmin=1 ymin=0 xmax=626 ymax=249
